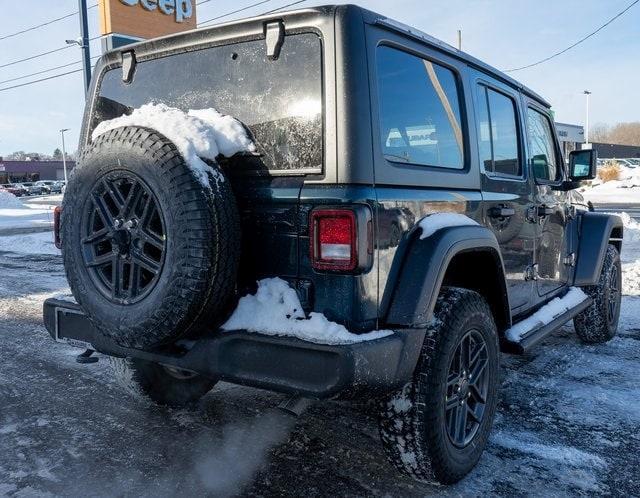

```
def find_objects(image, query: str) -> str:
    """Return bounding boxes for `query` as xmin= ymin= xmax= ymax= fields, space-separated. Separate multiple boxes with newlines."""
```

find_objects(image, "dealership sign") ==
xmin=98 ymin=0 xmax=197 ymax=40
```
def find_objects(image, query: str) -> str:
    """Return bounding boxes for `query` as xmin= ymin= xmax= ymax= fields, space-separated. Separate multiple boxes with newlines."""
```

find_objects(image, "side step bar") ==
xmin=503 ymin=296 xmax=593 ymax=354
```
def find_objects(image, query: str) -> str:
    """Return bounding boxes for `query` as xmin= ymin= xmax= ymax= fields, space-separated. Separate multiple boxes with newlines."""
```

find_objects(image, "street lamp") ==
xmin=60 ymin=128 xmax=70 ymax=184
xmin=583 ymin=90 xmax=592 ymax=149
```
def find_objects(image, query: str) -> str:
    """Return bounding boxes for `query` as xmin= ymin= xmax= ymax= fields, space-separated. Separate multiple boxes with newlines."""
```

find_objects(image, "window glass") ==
xmin=527 ymin=108 xmax=559 ymax=181
xmin=475 ymin=85 xmax=520 ymax=176
xmin=476 ymin=86 xmax=493 ymax=172
xmin=377 ymin=46 xmax=464 ymax=169
xmin=93 ymin=34 xmax=322 ymax=172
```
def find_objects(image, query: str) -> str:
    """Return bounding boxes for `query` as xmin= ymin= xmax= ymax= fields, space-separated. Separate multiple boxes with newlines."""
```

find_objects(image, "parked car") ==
xmin=35 ymin=180 xmax=64 ymax=194
xmin=18 ymin=182 xmax=47 ymax=196
xmin=1 ymin=183 xmax=27 ymax=197
xmin=44 ymin=4 xmax=623 ymax=486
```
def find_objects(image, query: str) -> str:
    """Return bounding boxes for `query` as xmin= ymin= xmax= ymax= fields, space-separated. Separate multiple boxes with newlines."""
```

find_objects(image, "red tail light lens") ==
xmin=310 ymin=209 xmax=357 ymax=271
xmin=54 ymin=206 xmax=62 ymax=249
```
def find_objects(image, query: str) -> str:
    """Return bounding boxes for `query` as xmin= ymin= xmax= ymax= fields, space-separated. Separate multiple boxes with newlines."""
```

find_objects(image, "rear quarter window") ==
xmin=376 ymin=45 xmax=465 ymax=170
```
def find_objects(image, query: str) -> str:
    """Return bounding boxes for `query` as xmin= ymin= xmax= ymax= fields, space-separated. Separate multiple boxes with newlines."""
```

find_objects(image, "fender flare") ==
xmin=383 ymin=225 xmax=511 ymax=329
xmin=574 ymin=211 xmax=623 ymax=286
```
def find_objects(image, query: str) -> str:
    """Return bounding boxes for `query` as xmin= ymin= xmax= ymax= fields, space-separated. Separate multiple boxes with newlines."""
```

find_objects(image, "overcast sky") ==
xmin=0 ymin=0 xmax=638 ymax=156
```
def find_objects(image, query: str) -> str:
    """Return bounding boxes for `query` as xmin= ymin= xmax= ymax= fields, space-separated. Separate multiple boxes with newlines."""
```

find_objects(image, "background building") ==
xmin=555 ymin=122 xmax=585 ymax=159
xmin=591 ymin=142 xmax=640 ymax=159
xmin=0 ymin=159 xmax=75 ymax=183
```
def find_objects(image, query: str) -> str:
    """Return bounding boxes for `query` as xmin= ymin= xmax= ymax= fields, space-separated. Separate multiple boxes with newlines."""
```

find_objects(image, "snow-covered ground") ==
xmin=0 ymin=204 xmax=638 ymax=495
xmin=581 ymin=165 xmax=640 ymax=204
xmin=0 ymin=193 xmax=61 ymax=233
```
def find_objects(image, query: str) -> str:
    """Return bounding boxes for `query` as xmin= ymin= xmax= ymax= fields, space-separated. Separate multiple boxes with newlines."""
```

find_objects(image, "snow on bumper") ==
xmin=43 ymin=298 xmax=425 ymax=399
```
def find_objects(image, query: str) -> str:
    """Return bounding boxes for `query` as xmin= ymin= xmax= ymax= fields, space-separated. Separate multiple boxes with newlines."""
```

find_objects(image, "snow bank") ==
xmin=0 ymin=190 xmax=24 ymax=209
xmin=0 ymin=231 xmax=59 ymax=256
xmin=418 ymin=213 xmax=478 ymax=239
xmin=91 ymin=103 xmax=256 ymax=187
xmin=581 ymin=165 xmax=640 ymax=204
xmin=505 ymin=287 xmax=589 ymax=342
xmin=222 ymin=277 xmax=393 ymax=345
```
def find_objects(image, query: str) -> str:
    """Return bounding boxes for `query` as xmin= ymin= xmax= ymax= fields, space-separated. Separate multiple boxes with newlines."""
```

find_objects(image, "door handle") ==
xmin=537 ymin=205 xmax=554 ymax=217
xmin=488 ymin=207 xmax=516 ymax=218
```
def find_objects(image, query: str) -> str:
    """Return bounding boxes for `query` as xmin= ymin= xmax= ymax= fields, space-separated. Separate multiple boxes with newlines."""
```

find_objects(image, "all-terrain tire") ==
xmin=378 ymin=287 xmax=500 ymax=484
xmin=110 ymin=357 xmax=216 ymax=407
xmin=574 ymin=244 xmax=622 ymax=343
xmin=62 ymin=126 xmax=240 ymax=349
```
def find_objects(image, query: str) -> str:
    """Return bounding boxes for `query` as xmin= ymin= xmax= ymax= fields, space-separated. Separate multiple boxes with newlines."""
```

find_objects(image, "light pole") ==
xmin=583 ymin=90 xmax=592 ymax=148
xmin=60 ymin=128 xmax=70 ymax=183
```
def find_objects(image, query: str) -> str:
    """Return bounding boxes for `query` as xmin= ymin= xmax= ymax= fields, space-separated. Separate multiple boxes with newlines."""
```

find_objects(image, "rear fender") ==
xmin=384 ymin=225 xmax=510 ymax=330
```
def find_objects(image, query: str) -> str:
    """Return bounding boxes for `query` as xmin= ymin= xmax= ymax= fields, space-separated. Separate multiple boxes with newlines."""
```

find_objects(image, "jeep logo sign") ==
xmin=119 ymin=0 xmax=193 ymax=23
xmin=98 ymin=0 xmax=197 ymax=40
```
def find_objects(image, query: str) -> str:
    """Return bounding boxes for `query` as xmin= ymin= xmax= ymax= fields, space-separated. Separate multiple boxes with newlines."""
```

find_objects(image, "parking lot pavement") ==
xmin=594 ymin=202 xmax=640 ymax=221
xmin=0 ymin=216 xmax=639 ymax=496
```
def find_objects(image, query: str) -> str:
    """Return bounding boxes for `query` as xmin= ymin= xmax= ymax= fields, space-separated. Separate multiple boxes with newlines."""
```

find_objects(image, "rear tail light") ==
xmin=310 ymin=209 xmax=357 ymax=271
xmin=54 ymin=206 xmax=62 ymax=249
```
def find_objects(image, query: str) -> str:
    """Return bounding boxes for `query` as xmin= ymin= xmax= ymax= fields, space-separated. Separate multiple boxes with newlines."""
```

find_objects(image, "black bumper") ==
xmin=43 ymin=298 xmax=425 ymax=399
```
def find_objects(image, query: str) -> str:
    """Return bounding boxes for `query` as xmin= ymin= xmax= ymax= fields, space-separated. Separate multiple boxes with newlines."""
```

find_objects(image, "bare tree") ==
xmin=591 ymin=122 xmax=640 ymax=146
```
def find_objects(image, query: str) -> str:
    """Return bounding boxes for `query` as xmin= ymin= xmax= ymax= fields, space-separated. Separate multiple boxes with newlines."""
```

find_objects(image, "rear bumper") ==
xmin=43 ymin=298 xmax=424 ymax=399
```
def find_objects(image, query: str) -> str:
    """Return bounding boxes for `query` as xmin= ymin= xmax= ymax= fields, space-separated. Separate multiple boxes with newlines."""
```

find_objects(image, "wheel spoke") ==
xmin=139 ymin=229 xmax=165 ymax=250
xmin=128 ymin=262 xmax=140 ymax=297
xmin=445 ymin=395 xmax=459 ymax=412
xmin=469 ymin=383 xmax=486 ymax=404
xmin=466 ymin=402 xmax=483 ymax=424
xmin=469 ymin=356 xmax=487 ymax=384
xmin=120 ymin=181 xmax=144 ymax=219
xmin=86 ymin=253 xmax=113 ymax=268
xmin=82 ymin=228 xmax=110 ymax=245
xmin=447 ymin=372 xmax=461 ymax=388
xmin=132 ymin=251 xmax=160 ymax=274
xmin=454 ymin=401 xmax=468 ymax=443
xmin=103 ymin=179 xmax=125 ymax=210
xmin=92 ymin=193 xmax=114 ymax=229
xmin=111 ymin=255 xmax=123 ymax=299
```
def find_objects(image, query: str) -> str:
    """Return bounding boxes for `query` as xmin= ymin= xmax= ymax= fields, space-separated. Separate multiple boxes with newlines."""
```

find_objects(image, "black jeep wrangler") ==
xmin=43 ymin=4 xmax=623 ymax=485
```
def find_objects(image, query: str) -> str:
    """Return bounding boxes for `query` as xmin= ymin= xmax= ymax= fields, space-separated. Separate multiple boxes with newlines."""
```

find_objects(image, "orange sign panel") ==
xmin=99 ymin=0 xmax=197 ymax=39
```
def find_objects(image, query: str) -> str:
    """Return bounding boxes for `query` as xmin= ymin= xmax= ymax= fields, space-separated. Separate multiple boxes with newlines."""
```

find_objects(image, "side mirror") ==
xmin=569 ymin=149 xmax=597 ymax=181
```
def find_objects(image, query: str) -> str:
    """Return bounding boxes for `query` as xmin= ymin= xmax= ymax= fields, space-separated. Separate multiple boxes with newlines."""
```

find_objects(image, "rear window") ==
xmin=92 ymin=33 xmax=323 ymax=172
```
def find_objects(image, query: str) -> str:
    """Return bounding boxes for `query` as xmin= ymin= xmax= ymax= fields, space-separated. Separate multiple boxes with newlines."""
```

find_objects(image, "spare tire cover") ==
xmin=62 ymin=126 xmax=240 ymax=349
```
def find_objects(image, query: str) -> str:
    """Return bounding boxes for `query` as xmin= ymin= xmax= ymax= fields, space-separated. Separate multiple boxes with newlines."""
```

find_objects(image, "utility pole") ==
xmin=457 ymin=30 xmax=462 ymax=51
xmin=78 ymin=0 xmax=91 ymax=92
xmin=583 ymin=90 xmax=592 ymax=148
xmin=60 ymin=129 xmax=70 ymax=183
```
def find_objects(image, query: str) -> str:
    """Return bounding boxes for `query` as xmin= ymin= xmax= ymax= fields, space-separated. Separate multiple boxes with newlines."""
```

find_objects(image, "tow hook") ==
xmin=277 ymin=396 xmax=314 ymax=417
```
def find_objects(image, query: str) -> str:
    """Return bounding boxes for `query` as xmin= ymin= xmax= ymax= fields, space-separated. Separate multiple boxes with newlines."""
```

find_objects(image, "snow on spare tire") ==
xmin=62 ymin=104 xmax=255 ymax=349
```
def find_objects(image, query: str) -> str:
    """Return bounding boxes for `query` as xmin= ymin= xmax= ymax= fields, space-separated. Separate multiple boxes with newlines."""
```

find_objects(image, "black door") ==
xmin=473 ymin=78 xmax=535 ymax=312
xmin=525 ymin=105 xmax=570 ymax=296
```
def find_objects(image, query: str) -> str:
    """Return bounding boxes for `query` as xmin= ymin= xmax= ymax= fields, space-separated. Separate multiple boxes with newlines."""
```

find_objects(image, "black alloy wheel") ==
xmin=445 ymin=329 xmax=489 ymax=448
xmin=81 ymin=171 xmax=166 ymax=305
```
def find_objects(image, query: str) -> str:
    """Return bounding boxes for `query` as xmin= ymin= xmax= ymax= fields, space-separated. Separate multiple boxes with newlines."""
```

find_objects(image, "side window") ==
xmin=527 ymin=107 xmax=560 ymax=181
xmin=376 ymin=45 xmax=464 ymax=169
xmin=475 ymin=85 xmax=521 ymax=177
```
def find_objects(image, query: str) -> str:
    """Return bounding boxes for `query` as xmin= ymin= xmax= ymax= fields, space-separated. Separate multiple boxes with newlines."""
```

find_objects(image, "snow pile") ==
xmin=0 ymin=190 xmax=24 ymax=209
xmin=418 ymin=212 xmax=478 ymax=239
xmin=222 ymin=277 xmax=393 ymax=345
xmin=506 ymin=287 xmax=589 ymax=342
xmin=0 ymin=232 xmax=59 ymax=256
xmin=91 ymin=103 xmax=256 ymax=187
xmin=582 ymin=165 xmax=640 ymax=203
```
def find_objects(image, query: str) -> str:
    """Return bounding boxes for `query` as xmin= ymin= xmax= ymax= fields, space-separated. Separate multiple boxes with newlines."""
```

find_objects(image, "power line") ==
xmin=0 ymin=56 xmax=102 ymax=86
xmin=199 ymin=0 xmax=272 ymax=26
xmin=0 ymin=45 xmax=75 ymax=69
xmin=0 ymin=4 xmax=98 ymax=42
xmin=0 ymin=69 xmax=84 ymax=93
xmin=505 ymin=0 xmax=640 ymax=72
xmin=262 ymin=0 xmax=309 ymax=15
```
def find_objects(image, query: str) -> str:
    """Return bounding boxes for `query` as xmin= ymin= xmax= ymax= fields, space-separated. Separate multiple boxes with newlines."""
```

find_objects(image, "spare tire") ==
xmin=62 ymin=126 xmax=240 ymax=349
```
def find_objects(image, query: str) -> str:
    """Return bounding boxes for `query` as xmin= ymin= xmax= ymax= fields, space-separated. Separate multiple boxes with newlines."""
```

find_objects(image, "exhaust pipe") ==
xmin=277 ymin=396 xmax=314 ymax=417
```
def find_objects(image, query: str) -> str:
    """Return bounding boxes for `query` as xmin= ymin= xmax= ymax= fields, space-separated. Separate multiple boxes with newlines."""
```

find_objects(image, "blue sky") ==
xmin=0 ymin=0 xmax=638 ymax=156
